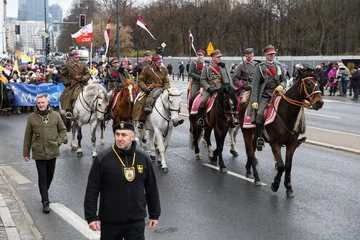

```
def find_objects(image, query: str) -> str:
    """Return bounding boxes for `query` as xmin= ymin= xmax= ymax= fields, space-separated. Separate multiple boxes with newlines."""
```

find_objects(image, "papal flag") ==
xmin=136 ymin=16 xmax=156 ymax=40
xmin=104 ymin=17 xmax=111 ymax=57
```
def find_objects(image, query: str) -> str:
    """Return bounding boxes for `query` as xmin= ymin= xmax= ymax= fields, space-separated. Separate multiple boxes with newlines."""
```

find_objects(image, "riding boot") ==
xmin=255 ymin=123 xmax=265 ymax=151
xmin=196 ymin=107 xmax=205 ymax=126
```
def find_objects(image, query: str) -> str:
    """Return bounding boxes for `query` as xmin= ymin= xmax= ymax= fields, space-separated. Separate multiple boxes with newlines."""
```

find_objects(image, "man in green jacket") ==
xmin=250 ymin=44 xmax=287 ymax=151
xmin=189 ymin=49 xmax=205 ymax=97
xmin=23 ymin=94 xmax=68 ymax=213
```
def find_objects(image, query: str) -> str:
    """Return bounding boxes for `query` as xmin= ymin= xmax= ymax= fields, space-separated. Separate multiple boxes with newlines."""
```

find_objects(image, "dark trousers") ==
xmin=101 ymin=219 xmax=145 ymax=240
xmin=354 ymin=86 xmax=359 ymax=100
xmin=35 ymin=158 xmax=56 ymax=203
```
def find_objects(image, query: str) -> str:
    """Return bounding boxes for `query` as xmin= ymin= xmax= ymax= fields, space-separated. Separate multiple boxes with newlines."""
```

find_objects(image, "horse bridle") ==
xmin=155 ymin=89 xmax=181 ymax=122
xmin=275 ymin=77 xmax=321 ymax=109
xmin=79 ymin=88 xmax=108 ymax=115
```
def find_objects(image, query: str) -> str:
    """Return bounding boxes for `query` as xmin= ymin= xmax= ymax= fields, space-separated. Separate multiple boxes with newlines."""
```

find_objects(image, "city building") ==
xmin=49 ymin=4 xmax=63 ymax=23
xmin=17 ymin=0 xmax=50 ymax=23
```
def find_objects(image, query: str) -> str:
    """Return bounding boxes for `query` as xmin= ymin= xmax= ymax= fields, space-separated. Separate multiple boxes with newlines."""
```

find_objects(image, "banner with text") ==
xmin=8 ymin=83 xmax=65 ymax=106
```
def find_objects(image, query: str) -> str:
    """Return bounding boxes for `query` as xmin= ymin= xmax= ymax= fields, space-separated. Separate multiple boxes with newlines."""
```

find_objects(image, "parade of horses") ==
xmin=1 ymin=1 xmax=360 ymax=239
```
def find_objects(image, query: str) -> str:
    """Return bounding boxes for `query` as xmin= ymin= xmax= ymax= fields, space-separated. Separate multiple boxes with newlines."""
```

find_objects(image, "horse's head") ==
xmin=292 ymin=71 xmax=324 ymax=110
xmin=123 ymin=79 xmax=136 ymax=104
xmin=218 ymin=84 xmax=238 ymax=117
xmin=90 ymin=85 xmax=110 ymax=120
xmin=163 ymin=88 xmax=183 ymax=127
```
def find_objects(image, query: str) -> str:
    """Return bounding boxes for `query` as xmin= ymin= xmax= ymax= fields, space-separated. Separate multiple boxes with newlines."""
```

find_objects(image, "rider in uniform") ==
xmin=137 ymin=51 xmax=153 ymax=75
xmin=250 ymin=44 xmax=287 ymax=151
xmin=189 ymin=49 xmax=205 ymax=97
xmin=60 ymin=51 xmax=91 ymax=119
xmin=232 ymin=47 xmax=258 ymax=92
xmin=196 ymin=49 xmax=235 ymax=126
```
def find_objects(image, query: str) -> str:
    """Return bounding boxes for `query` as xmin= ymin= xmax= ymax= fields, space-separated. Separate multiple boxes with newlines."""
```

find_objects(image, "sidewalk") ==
xmin=0 ymin=169 xmax=42 ymax=240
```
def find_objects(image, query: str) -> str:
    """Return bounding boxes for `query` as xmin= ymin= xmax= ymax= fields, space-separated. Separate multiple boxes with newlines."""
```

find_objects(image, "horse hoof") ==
xmin=77 ymin=152 xmax=83 ymax=157
xmin=100 ymin=140 xmax=105 ymax=145
xmin=271 ymin=183 xmax=279 ymax=192
xmin=286 ymin=190 xmax=295 ymax=198
xmin=254 ymin=180 xmax=262 ymax=186
xmin=246 ymin=174 xmax=253 ymax=179
xmin=210 ymin=160 xmax=217 ymax=166
xmin=195 ymin=153 xmax=201 ymax=160
xmin=150 ymin=155 xmax=156 ymax=161
xmin=230 ymin=149 xmax=239 ymax=156
xmin=71 ymin=146 xmax=77 ymax=151
xmin=220 ymin=168 xmax=228 ymax=173
xmin=161 ymin=167 xmax=168 ymax=173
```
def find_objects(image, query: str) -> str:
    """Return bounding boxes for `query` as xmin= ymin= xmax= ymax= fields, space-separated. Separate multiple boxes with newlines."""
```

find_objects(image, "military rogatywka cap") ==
xmin=244 ymin=48 xmax=254 ymax=54
xmin=197 ymin=49 xmax=205 ymax=55
xmin=152 ymin=55 xmax=162 ymax=62
xmin=263 ymin=44 xmax=276 ymax=55
xmin=144 ymin=50 xmax=152 ymax=56
xmin=210 ymin=49 xmax=222 ymax=57
xmin=113 ymin=121 xmax=135 ymax=133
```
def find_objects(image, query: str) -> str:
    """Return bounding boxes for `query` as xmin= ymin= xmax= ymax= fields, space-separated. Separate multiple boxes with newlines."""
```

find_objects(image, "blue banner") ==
xmin=7 ymin=83 xmax=65 ymax=106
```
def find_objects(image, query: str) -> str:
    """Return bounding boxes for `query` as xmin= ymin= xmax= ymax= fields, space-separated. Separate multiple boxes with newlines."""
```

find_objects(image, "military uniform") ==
xmin=132 ymin=58 xmax=170 ymax=123
xmin=137 ymin=51 xmax=153 ymax=75
xmin=60 ymin=53 xmax=90 ymax=116
xmin=250 ymin=45 xmax=286 ymax=150
xmin=232 ymin=60 xmax=257 ymax=89
xmin=197 ymin=49 xmax=234 ymax=126
xmin=189 ymin=49 xmax=205 ymax=96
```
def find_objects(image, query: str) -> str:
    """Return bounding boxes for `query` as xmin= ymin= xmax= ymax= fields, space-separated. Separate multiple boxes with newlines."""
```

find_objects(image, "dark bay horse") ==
xmin=112 ymin=78 xmax=136 ymax=126
xmin=190 ymin=84 xmax=238 ymax=172
xmin=239 ymin=72 xmax=324 ymax=197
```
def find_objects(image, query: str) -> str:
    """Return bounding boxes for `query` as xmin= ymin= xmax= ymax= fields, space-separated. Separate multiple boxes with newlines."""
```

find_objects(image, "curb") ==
xmin=304 ymin=140 xmax=360 ymax=155
xmin=0 ymin=170 xmax=43 ymax=240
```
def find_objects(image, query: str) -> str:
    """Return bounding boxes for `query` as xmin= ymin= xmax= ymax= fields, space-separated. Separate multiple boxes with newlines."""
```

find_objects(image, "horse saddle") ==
xmin=243 ymin=96 xmax=281 ymax=129
xmin=189 ymin=93 xmax=217 ymax=115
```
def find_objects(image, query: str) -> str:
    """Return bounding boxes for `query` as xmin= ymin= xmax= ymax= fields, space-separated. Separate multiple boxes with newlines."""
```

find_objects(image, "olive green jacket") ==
xmin=23 ymin=108 xmax=67 ymax=160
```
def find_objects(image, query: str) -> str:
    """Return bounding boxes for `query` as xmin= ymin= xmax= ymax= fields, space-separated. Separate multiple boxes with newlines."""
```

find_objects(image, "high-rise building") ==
xmin=49 ymin=4 xmax=63 ymax=23
xmin=17 ymin=0 xmax=50 ymax=22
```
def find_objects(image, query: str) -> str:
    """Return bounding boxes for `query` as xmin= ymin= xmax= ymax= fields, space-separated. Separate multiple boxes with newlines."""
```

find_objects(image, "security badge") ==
xmin=120 ymin=123 xmax=124 ymax=129
xmin=43 ymin=117 xmax=49 ymax=125
xmin=124 ymin=167 xmax=135 ymax=182
xmin=137 ymin=165 xmax=143 ymax=174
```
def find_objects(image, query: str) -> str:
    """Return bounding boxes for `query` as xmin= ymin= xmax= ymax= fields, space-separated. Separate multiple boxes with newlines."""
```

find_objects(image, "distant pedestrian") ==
xmin=178 ymin=62 xmax=185 ymax=81
xmin=351 ymin=66 xmax=360 ymax=101
xmin=23 ymin=94 xmax=68 ymax=213
xmin=167 ymin=64 xmax=173 ymax=76
xmin=84 ymin=121 xmax=161 ymax=240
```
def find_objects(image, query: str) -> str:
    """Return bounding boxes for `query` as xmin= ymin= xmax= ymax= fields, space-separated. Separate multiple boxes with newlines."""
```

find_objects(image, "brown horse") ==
xmin=112 ymin=78 xmax=136 ymax=126
xmin=238 ymin=71 xmax=324 ymax=197
xmin=190 ymin=84 xmax=238 ymax=172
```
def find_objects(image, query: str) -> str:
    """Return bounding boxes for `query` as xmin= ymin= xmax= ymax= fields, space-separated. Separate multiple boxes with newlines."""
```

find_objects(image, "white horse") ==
xmin=137 ymin=88 xmax=183 ymax=173
xmin=60 ymin=84 xmax=111 ymax=158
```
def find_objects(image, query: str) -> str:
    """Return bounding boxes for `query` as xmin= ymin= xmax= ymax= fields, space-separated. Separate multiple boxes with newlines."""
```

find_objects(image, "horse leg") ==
xmin=90 ymin=121 xmax=97 ymax=159
xmin=71 ymin=122 xmax=77 ymax=151
xmin=284 ymin=141 xmax=298 ymax=198
xmin=148 ymin=130 xmax=156 ymax=161
xmin=271 ymin=143 xmax=285 ymax=192
xmin=100 ymin=120 xmax=105 ymax=145
xmin=243 ymin=129 xmax=261 ymax=184
xmin=191 ymin=117 xmax=202 ymax=160
xmin=229 ymin=126 xmax=239 ymax=156
xmin=203 ymin=127 xmax=213 ymax=160
xmin=76 ymin=126 xmax=83 ymax=157
xmin=154 ymin=129 xmax=169 ymax=173
xmin=217 ymin=130 xmax=228 ymax=173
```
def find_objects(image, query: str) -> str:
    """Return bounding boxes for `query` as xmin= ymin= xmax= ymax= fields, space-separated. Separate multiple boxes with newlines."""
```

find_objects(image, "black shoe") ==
xmin=42 ymin=201 xmax=50 ymax=214
xmin=197 ymin=118 xmax=204 ymax=126
xmin=256 ymin=137 xmax=265 ymax=151
xmin=351 ymin=99 xmax=358 ymax=101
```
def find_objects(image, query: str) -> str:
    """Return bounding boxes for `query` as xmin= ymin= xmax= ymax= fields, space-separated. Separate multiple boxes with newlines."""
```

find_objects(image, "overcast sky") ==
xmin=7 ymin=0 xmax=73 ymax=18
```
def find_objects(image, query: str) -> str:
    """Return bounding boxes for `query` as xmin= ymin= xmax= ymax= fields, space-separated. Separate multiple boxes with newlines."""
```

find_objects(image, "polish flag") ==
xmin=104 ymin=18 xmax=111 ymax=56
xmin=71 ymin=23 xmax=93 ymax=44
xmin=136 ymin=16 xmax=156 ymax=40
xmin=189 ymin=30 xmax=197 ymax=55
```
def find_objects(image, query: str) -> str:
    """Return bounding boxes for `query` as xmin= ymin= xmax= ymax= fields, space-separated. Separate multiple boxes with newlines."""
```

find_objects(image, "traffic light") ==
xmin=79 ymin=14 xmax=86 ymax=27
xmin=156 ymin=47 xmax=164 ymax=57
xmin=15 ymin=25 xmax=20 ymax=35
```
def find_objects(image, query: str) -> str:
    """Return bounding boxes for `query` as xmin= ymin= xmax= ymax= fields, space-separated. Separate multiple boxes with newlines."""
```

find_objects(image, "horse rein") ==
xmin=155 ymin=89 xmax=181 ymax=121
xmin=79 ymin=88 xmax=108 ymax=117
xmin=273 ymin=77 xmax=321 ymax=109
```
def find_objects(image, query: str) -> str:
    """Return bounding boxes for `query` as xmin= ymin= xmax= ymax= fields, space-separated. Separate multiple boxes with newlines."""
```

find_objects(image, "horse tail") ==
xmin=294 ymin=108 xmax=306 ymax=134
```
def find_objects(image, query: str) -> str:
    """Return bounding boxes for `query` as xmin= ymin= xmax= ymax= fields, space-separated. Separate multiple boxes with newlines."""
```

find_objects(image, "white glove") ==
xmin=251 ymin=102 xmax=258 ymax=109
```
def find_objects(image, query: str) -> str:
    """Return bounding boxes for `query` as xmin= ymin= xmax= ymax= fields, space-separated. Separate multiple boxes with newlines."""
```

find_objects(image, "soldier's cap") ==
xmin=197 ymin=49 xmax=205 ymax=55
xmin=113 ymin=121 xmax=135 ymax=133
xmin=70 ymin=51 xmax=79 ymax=57
xmin=263 ymin=45 xmax=276 ymax=55
xmin=144 ymin=50 xmax=152 ymax=56
xmin=152 ymin=55 xmax=162 ymax=62
xmin=244 ymin=48 xmax=254 ymax=54
xmin=210 ymin=49 xmax=222 ymax=58
xmin=111 ymin=57 xmax=119 ymax=64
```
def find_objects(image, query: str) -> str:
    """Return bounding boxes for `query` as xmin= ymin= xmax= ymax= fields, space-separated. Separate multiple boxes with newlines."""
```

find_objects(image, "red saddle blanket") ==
xmin=190 ymin=93 xmax=217 ymax=115
xmin=243 ymin=96 xmax=281 ymax=129
xmin=111 ymin=92 xmax=120 ymax=109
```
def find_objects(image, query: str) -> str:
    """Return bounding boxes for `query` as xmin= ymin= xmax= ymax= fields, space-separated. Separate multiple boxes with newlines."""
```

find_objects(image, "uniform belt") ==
xmin=265 ymin=86 xmax=276 ymax=90
xmin=208 ymin=79 xmax=222 ymax=83
xmin=147 ymin=83 xmax=162 ymax=87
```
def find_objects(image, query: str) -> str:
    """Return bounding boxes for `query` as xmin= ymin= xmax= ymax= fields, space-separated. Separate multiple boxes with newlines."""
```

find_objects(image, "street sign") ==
xmin=161 ymin=42 xmax=166 ymax=48
xmin=100 ymin=46 xmax=104 ymax=51
xmin=206 ymin=42 xmax=214 ymax=56
xmin=43 ymin=33 xmax=49 ymax=38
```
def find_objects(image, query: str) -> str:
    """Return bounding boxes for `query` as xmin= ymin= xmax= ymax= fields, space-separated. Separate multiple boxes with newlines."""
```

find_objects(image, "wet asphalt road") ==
xmin=0 ymin=112 xmax=359 ymax=240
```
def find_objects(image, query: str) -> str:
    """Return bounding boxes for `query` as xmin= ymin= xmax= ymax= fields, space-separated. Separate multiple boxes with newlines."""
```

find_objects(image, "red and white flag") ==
xmin=104 ymin=17 xmax=111 ymax=56
xmin=136 ymin=16 xmax=156 ymax=40
xmin=71 ymin=23 xmax=93 ymax=44
xmin=189 ymin=30 xmax=197 ymax=54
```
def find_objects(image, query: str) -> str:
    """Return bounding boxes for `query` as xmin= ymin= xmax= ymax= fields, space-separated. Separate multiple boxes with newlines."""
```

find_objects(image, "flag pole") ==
xmin=90 ymin=22 xmax=93 ymax=71
xmin=188 ymin=29 xmax=191 ymax=82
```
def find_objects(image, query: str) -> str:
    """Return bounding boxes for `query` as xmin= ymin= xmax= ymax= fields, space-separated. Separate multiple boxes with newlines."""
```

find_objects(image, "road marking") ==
xmin=50 ymin=203 xmax=100 ymax=240
xmin=0 ymin=206 xmax=15 ymax=227
xmin=203 ymin=163 xmax=267 ymax=186
xmin=307 ymin=126 xmax=360 ymax=137
xmin=5 ymin=228 xmax=20 ymax=240
xmin=0 ymin=166 xmax=31 ymax=185
xmin=305 ymin=112 xmax=341 ymax=119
